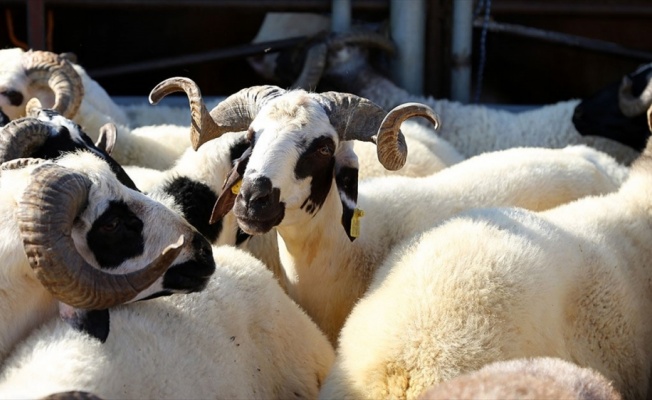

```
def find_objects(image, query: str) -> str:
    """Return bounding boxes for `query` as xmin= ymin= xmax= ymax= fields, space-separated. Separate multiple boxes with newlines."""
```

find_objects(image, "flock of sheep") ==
xmin=1 ymin=11 xmax=652 ymax=400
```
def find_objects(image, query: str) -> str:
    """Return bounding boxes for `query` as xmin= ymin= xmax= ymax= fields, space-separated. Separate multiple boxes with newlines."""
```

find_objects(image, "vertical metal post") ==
xmin=331 ymin=0 xmax=351 ymax=33
xmin=27 ymin=0 xmax=46 ymax=50
xmin=450 ymin=0 xmax=473 ymax=103
xmin=390 ymin=0 xmax=426 ymax=95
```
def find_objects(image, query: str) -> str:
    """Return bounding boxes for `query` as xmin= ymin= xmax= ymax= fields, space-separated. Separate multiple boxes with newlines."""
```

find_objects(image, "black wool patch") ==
xmin=161 ymin=177 xmax=221 ymax=243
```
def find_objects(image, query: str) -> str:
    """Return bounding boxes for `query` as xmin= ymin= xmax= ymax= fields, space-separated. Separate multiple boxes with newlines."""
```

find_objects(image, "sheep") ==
xmin=316 ymin=107 xmax=652 ymax=400
xmin=417 ymin=357 xmax=622 ymax=400
xmin=247 ymin=14 xmax=645 ymax=164
xmin=0 ymin=47 xmax=211 ymax=170
xmin=0 ymin=244 xmax=335 ymax=400
xmin=0 ymin=150 xmax=216 ymax=363
xmin=0 ymin=105 xmax=138 ymax=190
xmin=169 ymin=83 xmax=629 ymax=345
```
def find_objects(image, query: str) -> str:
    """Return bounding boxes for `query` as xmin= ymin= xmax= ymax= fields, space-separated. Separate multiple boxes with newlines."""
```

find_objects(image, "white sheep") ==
xmin=417 ymin=357 xmax=622 ymax=400
xmin=0 ymin=151 xmax=216 ymax=362
xmin=0 ymin=245 xmax=334 ymax=400
xmin=185 ymin=85 xmax=628 ymax=344
xmin=317 ymin=110 xmax=652 ymax=399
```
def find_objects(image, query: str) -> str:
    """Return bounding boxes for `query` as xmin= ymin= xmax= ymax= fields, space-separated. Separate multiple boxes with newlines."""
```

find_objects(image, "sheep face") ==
xmin=232 ymin=92 xmax=343 ymax=235
xmin=55 ymin=152 xmax=216 ymax=302
xmin=573 ymin=62 xmax=652 ymax=151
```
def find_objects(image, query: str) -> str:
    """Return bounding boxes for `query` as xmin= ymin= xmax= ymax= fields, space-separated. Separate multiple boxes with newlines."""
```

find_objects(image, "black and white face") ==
xmin=62 ymin=153 xmax=216 ymax=302
xmin=28 ymin=109 xmax=138 ymax=190
xmin=232 ymin=92 xmax=340 ymax=235
xmin=573 ymin=62 xmax=652 ymax=151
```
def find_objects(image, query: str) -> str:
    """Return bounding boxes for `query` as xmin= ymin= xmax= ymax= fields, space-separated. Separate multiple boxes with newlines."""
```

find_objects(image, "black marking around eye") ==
xmin=295 ymin=135 xmax=336 ymax=214
xmin=86 ymin=200 xmax=144 ymax=269
xmin=2 ymin=90 xmax=23 ymax=106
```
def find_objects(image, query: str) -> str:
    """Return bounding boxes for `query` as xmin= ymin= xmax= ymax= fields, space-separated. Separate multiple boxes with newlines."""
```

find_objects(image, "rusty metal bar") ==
xmin=474 ymin=19 xmax=652 ymax=61
xmin=87 ymin=36 xmax=308 ymax=78
xmin=26 ymin=0 xmax=46 ymax=50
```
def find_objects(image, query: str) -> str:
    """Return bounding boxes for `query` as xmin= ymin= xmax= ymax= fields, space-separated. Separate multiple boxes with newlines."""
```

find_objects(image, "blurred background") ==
xmin=2 ymin=0 xmax=651 ymax=105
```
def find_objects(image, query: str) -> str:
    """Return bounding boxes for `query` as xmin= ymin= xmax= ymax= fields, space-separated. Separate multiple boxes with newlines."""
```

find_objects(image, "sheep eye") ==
xmin=317 ymin=145 xmax=333 ymax=157
xmin=100 ymin=217 xmax=120 ymax=232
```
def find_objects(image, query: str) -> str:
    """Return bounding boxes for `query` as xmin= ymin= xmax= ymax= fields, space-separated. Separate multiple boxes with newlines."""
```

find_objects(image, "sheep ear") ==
xmin=210 ymin=145 xmax=252 ymax=225
xmin=95 ymin=123 xmax=117 ymax=155
xmin=59 ymin=302 xmax=110 ymax=343
xmin=335 ymin=143 xmax=360 ymax=241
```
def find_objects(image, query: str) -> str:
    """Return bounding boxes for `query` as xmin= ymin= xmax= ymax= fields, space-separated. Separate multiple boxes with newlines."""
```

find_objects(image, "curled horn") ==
xmin=618 ymin=73 xmax=652 ymax=117
xmin=327 ymin=30 xmax=397 ymax=55
xmin=17 ymin=163 xmax=186 ymax=309
xmin=318 ymin=92 xmax=440 ymax=170
xmin=22 ymin=50 xmax=84 ymax=119
xmin=1 ymin=157 xmax=48 ymax=171
xmin=291 ymin=31 xmax=395 ymax=91
xmin=376 ymin=102 xmax=440 ymax=169
xmin=150 ymin=78 xmax=285 ymax=150
xmin=0 ymin=117 xmax=50 ymax=163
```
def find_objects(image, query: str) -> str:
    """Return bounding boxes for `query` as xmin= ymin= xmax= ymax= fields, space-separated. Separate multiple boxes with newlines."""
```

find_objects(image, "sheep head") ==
xmin=3 ymin=153 xmax=216 ymax=340
xmin=0 ymin=108 xmax=137 ymax=190
xmin=573 ymin=62 xmax=652 ymax=152
xmin=151 ymin=79 xmax=438 ymax=240
xmin=0 ymin=48 xmax=84 ymax=121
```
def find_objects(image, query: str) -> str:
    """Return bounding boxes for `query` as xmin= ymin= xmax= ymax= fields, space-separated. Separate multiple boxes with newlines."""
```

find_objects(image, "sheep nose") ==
xmin=240 ymin=176 xmax=275 ymax=210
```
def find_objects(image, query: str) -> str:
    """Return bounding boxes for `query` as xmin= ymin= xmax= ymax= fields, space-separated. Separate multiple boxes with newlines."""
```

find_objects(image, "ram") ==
xmin=317 ymin=107 xmax=652 ymax=400
xmin=1 ymin=105 xmax=137 ymax=190
xmin=169 ymin=84 xmax=628 ymax=345
xmin=247 ymin=14 xmax=648 ymax=164
xmin=0 ymin=245 xmax=334 ymax=400
xmin=0 ymin=150 xmax=215 ymax=362
xmin=417 ymin=358 xmax=621 ymax=400
xmin=120 ymin=77 xmax=463 ymax=284
xmin=0 ymin=48 xmax=210 ymax=170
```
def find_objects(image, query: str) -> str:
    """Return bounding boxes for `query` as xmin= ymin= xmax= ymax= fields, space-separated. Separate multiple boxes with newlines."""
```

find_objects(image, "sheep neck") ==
xmin=275 ymin=186 xmax=378 ymax=344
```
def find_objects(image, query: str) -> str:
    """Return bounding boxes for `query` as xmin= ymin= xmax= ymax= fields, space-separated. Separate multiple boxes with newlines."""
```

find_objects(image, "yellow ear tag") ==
xmin=231 ymin=179 xmax=242 ymax=195
xmin=350 ymin=208 xmax=365 ymax=238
